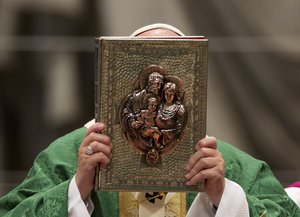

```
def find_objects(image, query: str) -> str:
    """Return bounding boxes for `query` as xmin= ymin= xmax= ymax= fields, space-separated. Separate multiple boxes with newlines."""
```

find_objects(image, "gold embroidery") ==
xmin=165 ymin=192 xmax=186 ymax=217
xmin=119 ymin=192 xmax=186 ymax=217
xmin=259 ymin=210 xmax=267 ymax=217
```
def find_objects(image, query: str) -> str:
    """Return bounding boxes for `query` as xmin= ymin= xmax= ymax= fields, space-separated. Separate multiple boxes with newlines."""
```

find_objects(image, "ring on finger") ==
xmin=85 ymin=145 xmax=94 ymax=155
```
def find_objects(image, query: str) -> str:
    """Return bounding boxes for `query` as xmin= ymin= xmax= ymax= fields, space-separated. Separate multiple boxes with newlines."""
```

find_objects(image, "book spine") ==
xmin=95 ymin=38 xmax=102 ymax=124
xmin=94 ymin=37 xmax=102 ymax=191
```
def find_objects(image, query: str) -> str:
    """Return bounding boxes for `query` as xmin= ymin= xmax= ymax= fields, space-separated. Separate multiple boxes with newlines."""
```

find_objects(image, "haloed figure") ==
xmin=156 ymin=82 xmax=186 ymax=147
xmin=147 ymin=72 xmax=164 ymax=95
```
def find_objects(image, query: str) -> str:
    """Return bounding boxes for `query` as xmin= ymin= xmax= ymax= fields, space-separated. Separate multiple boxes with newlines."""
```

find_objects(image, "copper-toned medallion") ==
xmin=120 ymin=65 xmax=187 ymax=166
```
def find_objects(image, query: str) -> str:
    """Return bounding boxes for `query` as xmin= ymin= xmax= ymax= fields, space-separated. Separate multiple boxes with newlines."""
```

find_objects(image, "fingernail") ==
xmin=185 ymin=166 xmax=190 ymax=172
xmin=185 ymin=173 xmax=191 ymax=179
xmin=185 ymin=181 xmax=191 ymax=186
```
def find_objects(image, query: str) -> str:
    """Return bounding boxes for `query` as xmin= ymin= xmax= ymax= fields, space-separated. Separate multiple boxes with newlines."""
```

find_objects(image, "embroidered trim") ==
xmin=119 ymin=192 xmax=186 ymax=217
xmin=259 ymin=210 xmax=267 ymax=217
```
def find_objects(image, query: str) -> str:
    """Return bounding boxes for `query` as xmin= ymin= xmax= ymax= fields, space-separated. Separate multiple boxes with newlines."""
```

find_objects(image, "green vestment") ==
xmin=0 ymin=127 xmax=299 ymax=216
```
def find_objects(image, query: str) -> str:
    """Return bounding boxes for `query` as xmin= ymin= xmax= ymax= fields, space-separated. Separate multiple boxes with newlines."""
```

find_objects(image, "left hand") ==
xmin=185 ymin=136 xmax=225 ymax=206
xmin=76 ymin=123 xmax=112 ymax=200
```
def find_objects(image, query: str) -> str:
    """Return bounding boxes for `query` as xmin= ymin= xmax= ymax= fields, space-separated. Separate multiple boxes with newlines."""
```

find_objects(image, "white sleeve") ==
xmin=187 ymin=178 xmax=249 ymax=217
xmin=68 ymin=175 xmax=94 ymax=217
xmin=285 ymin=187 xmax=300 ymax=208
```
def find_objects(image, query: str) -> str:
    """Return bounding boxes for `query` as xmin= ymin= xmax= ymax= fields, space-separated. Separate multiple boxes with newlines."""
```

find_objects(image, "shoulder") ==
xmin=47 ymin=127 xmax=86 ymax=153
xmin=177 ymin=104 xmax=185 ymax=115
xmin=131 ymin=89 xmax=146 ymax=99
xmin=217 ymin=140 xmax=262 ymax=163
xmin=217 ymin=140 xmax=258 ymax=162
xmin=24 ymin=127 xmax=87 ymax=185
xmin=36 ymin=127 xmax=86 ymax=167
xmin=217 ymin=140 xmax=269 ymax=188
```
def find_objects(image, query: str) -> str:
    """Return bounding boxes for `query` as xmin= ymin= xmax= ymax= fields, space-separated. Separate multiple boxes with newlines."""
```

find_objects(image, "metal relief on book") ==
xmin=95 ymin=37 xmax=208 ymax=192
xmin=120 ymin=65 xmax=187 ymax=166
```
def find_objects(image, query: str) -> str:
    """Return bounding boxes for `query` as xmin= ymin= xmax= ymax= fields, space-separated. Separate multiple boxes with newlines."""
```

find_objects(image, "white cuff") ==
xmin=215 ymin=178 xmax=249 ymax=217
xmin=187 ymin=178 xmax=249 ymax=217
xmin=186 ymin=192 xmax=215 ymax=217
xmin=285 ymin=187 xmax=300 ymax=208
xmin=84 ymin=119 xmax=95 ymax=128
xmin=68 ymin=175 xmax=94 ymax=217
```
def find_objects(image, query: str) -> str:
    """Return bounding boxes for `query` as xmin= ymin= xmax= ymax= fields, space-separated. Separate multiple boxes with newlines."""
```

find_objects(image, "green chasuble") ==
xmin=0 ymin=127 xmax=299 ymax=216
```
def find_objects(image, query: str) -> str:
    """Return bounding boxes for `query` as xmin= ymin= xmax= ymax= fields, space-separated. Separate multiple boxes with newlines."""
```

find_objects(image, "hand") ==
xmin=131 ymin=120 xmax=143 ymax=129
xmin=185 ymin=136 xmax=225 ymax=206
xmin=75 ymin=123 xmax=112 ymax=200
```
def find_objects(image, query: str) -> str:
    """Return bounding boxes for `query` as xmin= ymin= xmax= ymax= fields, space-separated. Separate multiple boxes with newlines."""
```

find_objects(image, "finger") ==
xmin=81 ymin=133 xmax=111 ymax=148
xmin=78 ymin=153 xmax=110 ymax=172
xmin=185 ymin=156 xmax=218 ymax=180
xmin=88 ymin=152 xmax=111 ymax=168
xmin=185 ymin=147 xmax=217 ymax=172
xmin=186 ymin=166 xmax=223 ymax=185
xmin=87 ymin=141 xmax=112 ymax=156
xmin=85 ymin=122 xmax=106 ymax=136
xmin=195 ymin=136 xmax=217 ymax=151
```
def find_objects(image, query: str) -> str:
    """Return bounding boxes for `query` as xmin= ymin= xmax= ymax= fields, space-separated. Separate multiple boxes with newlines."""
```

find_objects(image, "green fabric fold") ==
xmin=0 ymin=127 xmax=299 ymax=216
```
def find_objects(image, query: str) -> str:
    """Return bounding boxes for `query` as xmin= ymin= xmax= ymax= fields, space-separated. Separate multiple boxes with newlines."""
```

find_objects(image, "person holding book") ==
xmin=0 ymin=23 xmax=299 ymax=217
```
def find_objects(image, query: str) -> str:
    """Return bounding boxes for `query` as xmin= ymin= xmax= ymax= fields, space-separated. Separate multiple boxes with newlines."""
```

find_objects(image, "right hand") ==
xmin=185 ymin=136 xmax=225 ymax=206
xmin=75 ymin=123 xmax=112 ymax=200
xmin=131 ymin=120 xmax=143 ymax=129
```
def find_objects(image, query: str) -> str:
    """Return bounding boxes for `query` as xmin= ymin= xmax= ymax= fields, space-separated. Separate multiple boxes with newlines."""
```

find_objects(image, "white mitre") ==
xmin=130 ymin=23 xmax=185 ymax=36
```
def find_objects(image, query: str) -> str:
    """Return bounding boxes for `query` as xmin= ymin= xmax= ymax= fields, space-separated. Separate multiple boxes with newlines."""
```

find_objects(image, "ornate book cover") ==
xmin=94 ymin=36 xmax=208 ymax=192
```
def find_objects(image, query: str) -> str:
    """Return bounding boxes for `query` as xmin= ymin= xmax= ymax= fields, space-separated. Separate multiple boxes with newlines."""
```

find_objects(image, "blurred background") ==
xmin=1 ymin=0 xmax=300 ymax=196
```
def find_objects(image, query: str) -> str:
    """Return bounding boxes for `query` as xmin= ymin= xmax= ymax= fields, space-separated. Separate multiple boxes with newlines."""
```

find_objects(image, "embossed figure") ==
xmin=139 ymin=96 xmax=162 ymax=149
xmin=129 ymin=72 xmax=163 ymax=130
xmin=120 ymin=66 xmax=187 ymax=165
xmin=156 ymin=81 xmax=186 ymax=149
xmin=120 ymin=65 xmax=165 ymax=153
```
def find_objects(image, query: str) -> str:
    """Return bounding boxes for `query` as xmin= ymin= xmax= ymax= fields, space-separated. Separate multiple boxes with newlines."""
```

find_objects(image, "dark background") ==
xmin=1 ymin=0 xmax=300 ymax=195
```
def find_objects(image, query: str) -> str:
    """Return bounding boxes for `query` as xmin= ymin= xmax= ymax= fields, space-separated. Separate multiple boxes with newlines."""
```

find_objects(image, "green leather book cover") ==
xmin=94 ymin=36 xmax=207 ymax=192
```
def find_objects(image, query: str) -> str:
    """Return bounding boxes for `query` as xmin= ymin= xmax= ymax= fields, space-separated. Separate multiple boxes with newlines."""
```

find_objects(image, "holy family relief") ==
xmin=120 ymin=65 xmax=187 ymax=166
xmin=95 ymin=36 xmax=207 ymax=192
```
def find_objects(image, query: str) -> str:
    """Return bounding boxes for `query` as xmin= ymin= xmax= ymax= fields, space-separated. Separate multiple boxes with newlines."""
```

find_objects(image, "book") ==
xmin=94 ymin=36 xmax=208 ymax=192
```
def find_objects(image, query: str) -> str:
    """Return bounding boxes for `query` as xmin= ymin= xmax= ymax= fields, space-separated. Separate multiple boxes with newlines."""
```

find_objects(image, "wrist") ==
xmin=75 ymin=174 xmax=93 ymax=200
xmin=209 ymin=193 xmax=222 ymax=207
xmin=207 ymin=184 xmax=224 ymax=206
